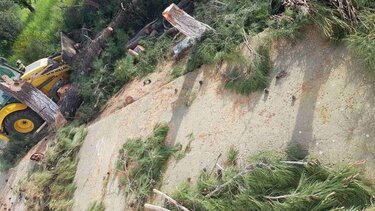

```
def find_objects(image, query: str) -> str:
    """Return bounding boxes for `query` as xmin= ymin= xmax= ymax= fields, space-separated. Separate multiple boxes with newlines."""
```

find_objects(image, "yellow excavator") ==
xmin=0 ymin=33 xmax=77 ymax=142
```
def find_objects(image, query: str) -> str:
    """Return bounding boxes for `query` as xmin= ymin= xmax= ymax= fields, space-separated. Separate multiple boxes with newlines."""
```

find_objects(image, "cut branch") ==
xmin=205 ymin=167 xmax=254 ymax=198
xmin=280 ymin=160 xmax=308 ymax=165
xmin=144 ymin=204 xmax=171 ymax=211
xmin=153 ymin=189 xmax=190 ymax=211
xmin=264 ymin=194 xmax=297 ymax=200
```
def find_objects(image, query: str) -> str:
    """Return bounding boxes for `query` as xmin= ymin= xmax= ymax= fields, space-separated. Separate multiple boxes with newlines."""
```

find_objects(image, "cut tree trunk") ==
xmin=74 ymin=1 xmax=134 ymax=75
xmin=126 ymin=0 xmax=195 ymax=50
xmin=0 ymin=76 xmax=67 ymax=130
xmin=162 ymin=3 xmax=214 ymax=39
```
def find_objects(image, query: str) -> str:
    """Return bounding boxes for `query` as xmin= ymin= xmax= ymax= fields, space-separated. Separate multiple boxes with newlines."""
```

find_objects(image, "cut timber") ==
xmin=125 ymin=0 xmax=195 ymax=50
xmin=162 ymin=3 xmax=214 ymax=39
xmin=61 ymin=32 xmax=78 ymax=66
xmin=0 ymin=76 xmax=67 ymax=130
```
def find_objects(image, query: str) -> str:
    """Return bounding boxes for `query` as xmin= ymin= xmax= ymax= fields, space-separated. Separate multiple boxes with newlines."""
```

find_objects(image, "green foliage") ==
xmin=116 ymin=124 xmax=175 ymax=209
xmin=115 ymin=56 xmax=138 ymax=83
xmin=0 ymin=134 xmax=43 ymax=171
xmin=224 ymin=42 xmax=272 ymax=95
xmin=10 ymin=0 xmax=77 ymax=64
xmin=309 ymin=2 xmax=352 ymax=41
xmin=137 ymin=36 xmax=173 ymax=74
xmin=88 ymin=201 xmax=105 ymax=211
xmin=12 ymin=0 xmax=34 ymax=12
xmin=269 ymin=8 xmax=310 ymax=40
xmin=20 ymin=125 xmax=87 ymax=210
xmin=346 ymin=11 xmax=375 ymax=73
xmin=169 ymin=65 xmax=185 ymax=79
xmin=171 ymin=153 xmax=375 ymax=211
xmin=0 ymin=0 xmax=23 ymax=57
xmin=185 ymin=0 xmax=271 ymax=73
xmin=226 ymin=146 xmax=239 ymax=166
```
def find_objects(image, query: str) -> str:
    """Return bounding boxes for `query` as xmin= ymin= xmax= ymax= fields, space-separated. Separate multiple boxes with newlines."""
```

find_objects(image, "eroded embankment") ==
xmin=71 ymin=28 xmax=375 ymax=210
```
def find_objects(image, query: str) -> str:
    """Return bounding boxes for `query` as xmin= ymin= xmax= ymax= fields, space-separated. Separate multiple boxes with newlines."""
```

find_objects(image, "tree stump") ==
xmin=162 ymin=3 xmax=214 ymax=39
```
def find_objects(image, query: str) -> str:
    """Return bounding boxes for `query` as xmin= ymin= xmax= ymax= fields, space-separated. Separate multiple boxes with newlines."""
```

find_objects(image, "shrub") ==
xmin=115 ymin=56 xmax=138 ymax=83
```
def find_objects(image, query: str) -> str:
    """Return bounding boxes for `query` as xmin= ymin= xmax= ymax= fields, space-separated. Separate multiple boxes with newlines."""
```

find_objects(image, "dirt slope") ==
xmin=1 ymin=27 xmax=375 ymax=211
xmin=72 ymin=28 xmax=375 ymax=210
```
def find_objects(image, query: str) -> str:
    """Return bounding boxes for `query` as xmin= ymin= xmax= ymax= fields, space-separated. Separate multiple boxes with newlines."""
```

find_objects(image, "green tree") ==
xmin=12 ymin=0 xmax=34 ymax=12
xmin=0 ymin=0 xmax=23 ymax=57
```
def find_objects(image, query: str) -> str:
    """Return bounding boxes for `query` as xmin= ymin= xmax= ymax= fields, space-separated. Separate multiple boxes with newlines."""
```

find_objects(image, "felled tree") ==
xmin=0 ymin=76 xmax=66 ymax=130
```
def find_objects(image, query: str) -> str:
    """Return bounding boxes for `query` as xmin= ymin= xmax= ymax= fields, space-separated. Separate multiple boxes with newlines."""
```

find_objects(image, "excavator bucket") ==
xmin=60 ymin=32 xmax=77 ymax=65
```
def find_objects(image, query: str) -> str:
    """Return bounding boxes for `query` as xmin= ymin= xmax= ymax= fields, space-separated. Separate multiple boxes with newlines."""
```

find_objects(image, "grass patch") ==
xmin=170 ymin=152 xmax=375 ymax=211
xmin=116 ymin=124 xmax=175 ymax=210
xmin=88 ymin=201 xmax=105 ymax=211
xmin=19 ymin=125 xmax=87 ymax=210
xmin=169 ymin=65 xmax=185 ymax=80
xmin=224 ymin=42 xmax=272 ymax=94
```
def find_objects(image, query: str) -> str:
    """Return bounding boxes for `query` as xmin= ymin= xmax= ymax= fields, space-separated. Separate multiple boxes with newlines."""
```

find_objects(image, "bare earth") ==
xmin=73 ymin=28 xmax=375 ymax=210
xmin=2 ymin=28 xmax=375 ymax=210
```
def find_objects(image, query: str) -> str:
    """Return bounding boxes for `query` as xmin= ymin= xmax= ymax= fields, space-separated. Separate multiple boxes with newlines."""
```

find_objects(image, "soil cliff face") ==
xmin=72 ymin=28 xmax=375 ymax=210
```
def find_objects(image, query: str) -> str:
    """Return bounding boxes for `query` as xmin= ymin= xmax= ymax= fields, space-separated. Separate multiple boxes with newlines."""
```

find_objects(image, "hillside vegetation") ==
xmin=0 ymin=0 xmax=375 ymax=210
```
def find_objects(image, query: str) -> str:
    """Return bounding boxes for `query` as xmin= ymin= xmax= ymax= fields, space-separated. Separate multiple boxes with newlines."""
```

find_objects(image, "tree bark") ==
xmin=74 ymin=2 xmax=132 ymax=75
xmin=0 ymin=76 xmax=66 ymax=130
xmin=20 ymin=0 xmax=35 ymax=12
xmin=162 ymin=3 xmax=213 ymax=39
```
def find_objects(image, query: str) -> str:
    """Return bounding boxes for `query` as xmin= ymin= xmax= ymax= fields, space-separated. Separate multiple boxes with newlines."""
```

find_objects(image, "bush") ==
xmin=115 ymin=56 xmax=138 ymax=83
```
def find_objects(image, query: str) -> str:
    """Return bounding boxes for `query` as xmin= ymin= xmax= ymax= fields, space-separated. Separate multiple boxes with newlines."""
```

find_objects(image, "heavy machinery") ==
xmin=0 ymin=54 xmax=71 ymax=141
